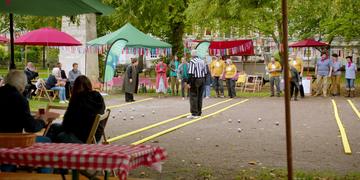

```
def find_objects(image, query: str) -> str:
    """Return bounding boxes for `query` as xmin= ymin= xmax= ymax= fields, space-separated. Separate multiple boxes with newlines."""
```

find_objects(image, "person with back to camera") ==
xmin=46 ymin=75 xmax=105 ymax=143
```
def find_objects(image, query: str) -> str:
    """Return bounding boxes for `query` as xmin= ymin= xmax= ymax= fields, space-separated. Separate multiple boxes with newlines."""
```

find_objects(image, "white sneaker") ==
xmin=193 ymin=116 xmax=201 ymax=119
xmin=187 ymin=115 xmax=194 ymax=119
xmin=59 ymin=101 xmax=66 ymax=104
xmin=182 ymin=97 xmax=185 ymax=100
xmin=65 ymin=100 xmax=69 ymax=103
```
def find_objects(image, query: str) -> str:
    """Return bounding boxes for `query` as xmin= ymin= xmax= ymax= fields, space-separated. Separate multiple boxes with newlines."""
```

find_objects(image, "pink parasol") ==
xmin=0 ymin=35 xmax=8 ymax=43
xmin=15 ymin=27 xmax=81 ymax=46
xmin=289 ymin=39 xmax=329 ymax=48
xmin=15 ymin=27 xmax=81 ymax=68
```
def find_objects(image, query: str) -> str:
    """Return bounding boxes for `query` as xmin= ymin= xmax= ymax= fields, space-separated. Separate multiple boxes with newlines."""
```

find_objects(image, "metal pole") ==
xmin=9 ymin=13 xmax=16 ymax=70
xmin=281 ymin=0 xmax=293 ymax=179
xmin=42 ymin=46 xmax=46 ymax=69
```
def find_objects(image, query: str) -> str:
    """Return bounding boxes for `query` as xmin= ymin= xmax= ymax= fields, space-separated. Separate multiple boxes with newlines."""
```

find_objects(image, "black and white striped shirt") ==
xmin=188 ymin=57 xmax=207 ymax=78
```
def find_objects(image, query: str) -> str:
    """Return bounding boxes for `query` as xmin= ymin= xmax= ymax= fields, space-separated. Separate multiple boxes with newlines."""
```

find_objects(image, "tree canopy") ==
xmin=1 ymin=0 xmax=360 ymax=53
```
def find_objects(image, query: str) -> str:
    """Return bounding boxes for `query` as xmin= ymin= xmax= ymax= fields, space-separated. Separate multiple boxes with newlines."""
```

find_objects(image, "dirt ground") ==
xmin=103 ymin=95 xmax=360 ymax=179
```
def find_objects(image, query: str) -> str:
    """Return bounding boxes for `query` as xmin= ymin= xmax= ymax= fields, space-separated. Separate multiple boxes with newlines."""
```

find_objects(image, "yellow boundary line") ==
xmin=107 ymin=98 xmax=233 ymax=143
xmin=331 ymin=99 xmax=352 ymax=154
xmin=107 ymin=98 xmax=153 ymax=109
xmin=347 ymin=99 xmax=360 ymax=120
xmin=131 ymin=99 xmax=249 ymax=145
xmin=58 ymin=98 xmax=153 ymax=119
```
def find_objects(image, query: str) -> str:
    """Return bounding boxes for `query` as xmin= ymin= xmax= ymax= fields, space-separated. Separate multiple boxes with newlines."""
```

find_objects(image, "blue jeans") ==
xmin=346 ymin=79 xmax=355 ymax=90
xmin=203 ymin=85 xmax=211 ymax=97
xmin=51 ymin=86 xmax=66 ymax=101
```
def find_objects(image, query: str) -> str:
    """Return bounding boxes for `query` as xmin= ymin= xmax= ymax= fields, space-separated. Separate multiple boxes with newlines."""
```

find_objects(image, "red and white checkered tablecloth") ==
xmin=0 ymin=143 xmax=167 ymax=180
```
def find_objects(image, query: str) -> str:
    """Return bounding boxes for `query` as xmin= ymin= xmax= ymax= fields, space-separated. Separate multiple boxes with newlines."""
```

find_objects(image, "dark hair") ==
xmin=346 ymin=56 xmax=353 ymax=62
xmin=331 ymin=53 xmax=338 ymax=58
xmin=71 ymin=75 xmax=92 ymax=99
xmin=72 ymin=63 xmax=78 ymax=67
xmin=321 ymin=52 xmax=327 ymax=56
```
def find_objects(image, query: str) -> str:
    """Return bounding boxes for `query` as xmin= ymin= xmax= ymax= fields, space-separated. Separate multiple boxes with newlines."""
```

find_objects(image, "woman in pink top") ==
xmin=155 ymin=58 xmax=168 ymax=97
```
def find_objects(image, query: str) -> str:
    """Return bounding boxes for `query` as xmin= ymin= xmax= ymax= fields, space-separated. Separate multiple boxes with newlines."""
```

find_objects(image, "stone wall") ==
xmin=59 ymin=14 xmax=99 ymax=81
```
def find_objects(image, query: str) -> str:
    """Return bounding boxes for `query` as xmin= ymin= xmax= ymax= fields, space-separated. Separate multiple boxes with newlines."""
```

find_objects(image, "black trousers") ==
xmin=125 ymin=92 xmax=134 ymax=102
xmin=290 ymin=81 xmax=299 ymax=99
xmin=189 ymin=78 xmax=205 ymax=116
xmin=226 ymin=79 xmax=236 ymax=98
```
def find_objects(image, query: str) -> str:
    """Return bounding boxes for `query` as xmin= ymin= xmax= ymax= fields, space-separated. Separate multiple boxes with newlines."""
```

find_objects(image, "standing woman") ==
xmin=155 ymin=58 xmax=168 ymax=98
xmin=224 ymin=59 xmax=237 ymax=98
xmin=122 ymin=58 xmax=141 ymax=102
xmin=345 ymin=56 xmax=357 ymax=97
xmin=178 ymin=57 xmax=189 ymax=100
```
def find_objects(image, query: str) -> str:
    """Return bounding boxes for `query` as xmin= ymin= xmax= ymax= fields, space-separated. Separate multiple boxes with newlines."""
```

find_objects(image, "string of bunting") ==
xmin=50 ymin=45 xmax=172 ymax=56
xmin=209 ymin=41 xmax=253 ymax=56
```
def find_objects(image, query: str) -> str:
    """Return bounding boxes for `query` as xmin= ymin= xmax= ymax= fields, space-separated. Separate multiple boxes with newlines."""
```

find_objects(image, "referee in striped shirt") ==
xmin=186 ymin=50 xmax=208 ymax=119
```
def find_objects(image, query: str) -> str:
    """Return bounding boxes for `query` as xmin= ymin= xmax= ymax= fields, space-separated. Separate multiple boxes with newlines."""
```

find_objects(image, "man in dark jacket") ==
xmin=122 ymin=58 xmax=142 ymax=102
xmin=0 ymin=70 xmax=46 ymax=133
xmin=24 ymin=62 xmax=39 ymax=98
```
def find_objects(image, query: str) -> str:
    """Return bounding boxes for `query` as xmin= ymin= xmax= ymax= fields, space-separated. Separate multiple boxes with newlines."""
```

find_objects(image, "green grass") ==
xmin=28 ymin=99 xmax=67 ymax=111
xmin=0 ymin=69 xmax=50 ymax=78
xmin=235 ymin=168 xmax=360 ymax=180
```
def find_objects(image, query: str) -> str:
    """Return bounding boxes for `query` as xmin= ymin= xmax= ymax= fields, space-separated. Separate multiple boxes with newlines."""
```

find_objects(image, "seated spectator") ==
xmin=0 ymin=70 xmax=51 ymax=172
xmin=46 ymin=67 xmax=67 ymax=103
xmin=24 ymin=62 xmax=39 ymax=98
xmin=68 ymin=63 xmax=82 ymax=89
xmin=57 ymin=62 xmax=70 ymax=98
xmin=0 ymin=70 xmax=47 ymax=133
xmin=47 ymin=75 xmax=106 ymax=143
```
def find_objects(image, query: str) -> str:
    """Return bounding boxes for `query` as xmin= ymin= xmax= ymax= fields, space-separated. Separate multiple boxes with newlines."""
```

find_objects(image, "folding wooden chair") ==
xmin=243 ymin=75 xmax=258 ymax=93
xmin=236 ymin=74 xmax=247 ymax=92
xmin=254 ymin=73 xmax=264 ymax=91
xmin=86 ymin=109 xmax=111 ymax=144
xmin=35 ymin=79 xmax=58 ymax=102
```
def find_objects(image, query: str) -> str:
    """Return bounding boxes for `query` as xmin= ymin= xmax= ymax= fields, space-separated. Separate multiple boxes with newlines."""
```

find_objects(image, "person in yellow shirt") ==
xmin=289 ymin=55 xmax=304 ymax=97
xmin=224 ymin=59 xmax=237 ymax=98
xmin=210 ymin=56 xmax=225 ymax=97
xmin=267 ymin=57 xmax=282 ymax=97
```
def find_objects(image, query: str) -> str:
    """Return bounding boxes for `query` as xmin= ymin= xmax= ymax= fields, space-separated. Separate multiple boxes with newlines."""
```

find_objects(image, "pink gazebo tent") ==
xmin=15 ymin=27 xmax=81 ymax=68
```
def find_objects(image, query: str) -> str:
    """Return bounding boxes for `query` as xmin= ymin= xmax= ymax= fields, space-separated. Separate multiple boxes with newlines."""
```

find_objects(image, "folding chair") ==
xmin=236 ymin=74 xmax=247 ymax=92
xmin=254 ymin=73 xmax=264 ymax=91
xmin=35 ymin=79 xmax=58 ymax=102
xmin=86 ymin=109 xmax=111 ymax=144
xmin=243 ymin=75 xmax=258 ymax=93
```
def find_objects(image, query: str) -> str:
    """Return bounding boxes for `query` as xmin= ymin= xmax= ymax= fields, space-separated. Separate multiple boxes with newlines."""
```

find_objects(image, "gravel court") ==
xmin=108 ymin=97 xmax=360 ymax=179
xmin=333 ymin=98 xmax=360 ymax=154
xmin=104 ymin=96 xmax=231 ymax=144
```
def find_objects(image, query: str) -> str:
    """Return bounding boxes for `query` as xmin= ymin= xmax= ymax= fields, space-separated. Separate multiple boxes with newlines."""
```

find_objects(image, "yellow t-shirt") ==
xmin=225 ymin=64 xmax=237 ymax=79
xmin=267 ymin=61 xmax=282 ymax=77
xmin=210 ymin=60 xmax=225 ymax=77
xmin=289 ymin=58 xmax=303 ymax=73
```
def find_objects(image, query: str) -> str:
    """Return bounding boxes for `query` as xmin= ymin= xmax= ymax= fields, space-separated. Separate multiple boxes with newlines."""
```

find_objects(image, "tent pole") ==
xmin=307 ymin=47 xmax=310 ymax=75
xmin=281 ymin=0 xmax=293 ymax=179
xmin=9 ymin=13 xmax=16 ymax=70
xmin=42 ymin=46 xmax=46 ymax=69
